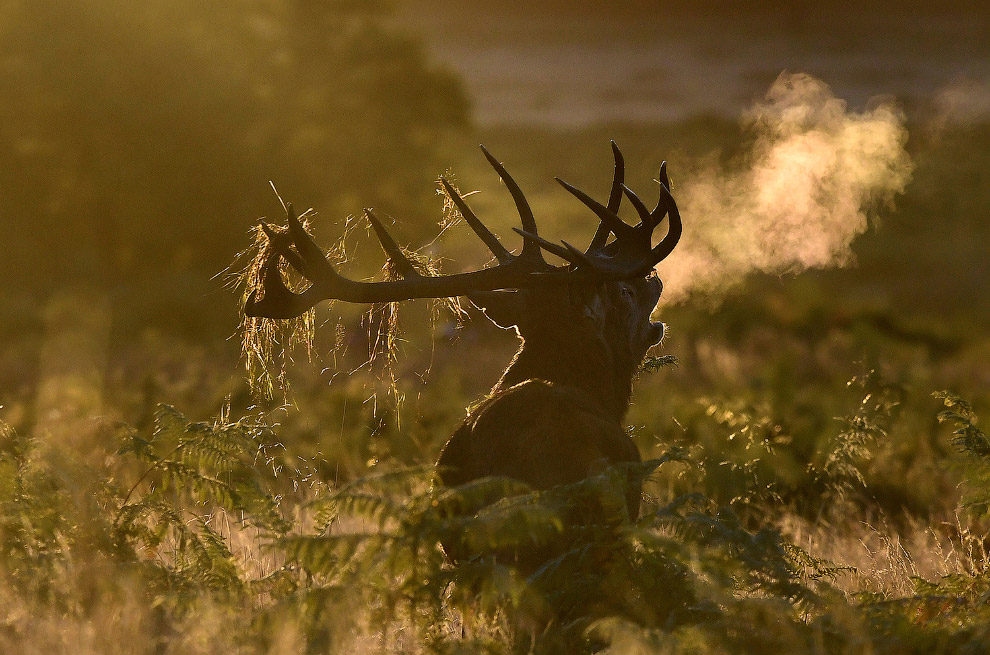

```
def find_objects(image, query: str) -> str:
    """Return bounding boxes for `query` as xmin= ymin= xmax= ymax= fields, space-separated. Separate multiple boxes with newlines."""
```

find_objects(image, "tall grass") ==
xmin=1 ymin=387 xmax=988 ymax=654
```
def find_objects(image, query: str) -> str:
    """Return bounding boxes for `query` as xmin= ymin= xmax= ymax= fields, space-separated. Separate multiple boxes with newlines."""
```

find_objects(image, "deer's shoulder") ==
xmin=437 ymin=379 xmax=640 ymax=491
xmin=473 ymin=379 xmax=613 ymax=427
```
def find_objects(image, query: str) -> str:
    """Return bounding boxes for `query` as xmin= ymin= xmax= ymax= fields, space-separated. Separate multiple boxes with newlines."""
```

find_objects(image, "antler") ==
xmin=245 ymin=144 xmax=681 ymax=319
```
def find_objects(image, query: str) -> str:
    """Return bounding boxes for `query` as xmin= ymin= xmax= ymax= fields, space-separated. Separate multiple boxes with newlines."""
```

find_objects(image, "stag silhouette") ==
xmin=245 ymin=143 xmax=681 ymax=561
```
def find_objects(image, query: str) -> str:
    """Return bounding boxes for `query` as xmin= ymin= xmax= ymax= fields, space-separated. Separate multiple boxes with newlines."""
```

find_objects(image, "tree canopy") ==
xmin=0 ymin=1 xmax=467 ymax=312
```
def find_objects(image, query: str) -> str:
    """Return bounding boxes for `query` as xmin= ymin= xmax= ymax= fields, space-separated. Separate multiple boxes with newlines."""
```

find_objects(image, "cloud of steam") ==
xmin=658 ymin=73 xmax=913 ymax=306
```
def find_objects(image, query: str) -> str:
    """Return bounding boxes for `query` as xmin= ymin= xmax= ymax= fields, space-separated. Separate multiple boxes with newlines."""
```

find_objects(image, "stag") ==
xmin=245 ymin=143 xmax=681 ymax=558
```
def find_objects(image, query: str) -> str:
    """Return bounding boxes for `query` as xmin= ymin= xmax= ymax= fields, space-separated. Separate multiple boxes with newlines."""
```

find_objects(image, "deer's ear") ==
xmin=468 ymin=290 xmax=525 ymax=329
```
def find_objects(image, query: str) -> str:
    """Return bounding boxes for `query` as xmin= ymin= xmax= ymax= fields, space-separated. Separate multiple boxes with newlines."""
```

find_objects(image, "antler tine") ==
xmin=555 ymin=178 xmax=636 ymax=241
xmin=245 ymin=254 xmax=283 ymax=317
xmin=439 ymin=177 xmax=513 ymax=264
xmin=245 ymin=252 xmax=315 ymax=319
xmin=364 ymin=209 xmax=421 ymax=279
xmin=605 ymin=140 xmax=625 ymax=212
xmin=479 ymin=145 xmax=546 ymax=267
xmin=649 ymin=179 xmax=682 ymax=264
xmin=260 ymin=219 xmax=308 ymax=276
xmin=587 ymin=141 xmax=625 ymax=253
xmin=561 ymin=240 xmax=602 ymax=270
xmin=284 ymin=203 xmax=338 ymax=281
xmin=259 ymin=218 xmax=279 ymax=241
xmin=620 ymin=184 xmax=653 ymax=227
xmin=651 ymin=161 xmax=671 ymax=217
xmin=245 ymin=203 xmax=347 ymax=318
xmin=513 ymin=227 xmax=584 ymax=267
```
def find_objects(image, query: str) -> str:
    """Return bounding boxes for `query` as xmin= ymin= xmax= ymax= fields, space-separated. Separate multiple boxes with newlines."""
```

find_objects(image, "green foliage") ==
xmin=936 ymin=391 xmax=990 ymax=516
xmin=658 ymin=368 xmax=903 ymax=529
xmin=117 ymin=405 xmax=293 ymax=533
xmin=0 ymin=421 xmax=78 ymax=605
xmin=110 ymin=404 xmax=299 ymax=610
xmin=813 ymin=369 xmax=901 ymax=506
xmin=3 ymin=392 xmax=990 ymax=653
xmin=0 ymin=406 xmax=305 ymax=650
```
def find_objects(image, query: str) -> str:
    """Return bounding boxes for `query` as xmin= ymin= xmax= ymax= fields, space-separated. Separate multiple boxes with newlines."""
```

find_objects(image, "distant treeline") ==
xmin=0 ymin=1 xmax=467 ymax=325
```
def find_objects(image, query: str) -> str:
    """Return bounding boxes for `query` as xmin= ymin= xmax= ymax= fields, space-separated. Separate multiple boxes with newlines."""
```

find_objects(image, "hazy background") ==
xmin=398 ymin=1 xmax=989 ymax=125
xmin=2 ymin=4 xmax=990 ymax=650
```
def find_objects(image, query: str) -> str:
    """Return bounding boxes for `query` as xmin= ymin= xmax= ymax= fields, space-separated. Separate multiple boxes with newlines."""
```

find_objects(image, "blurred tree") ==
xmin=0 ymin=0 xmax=467 ymax=326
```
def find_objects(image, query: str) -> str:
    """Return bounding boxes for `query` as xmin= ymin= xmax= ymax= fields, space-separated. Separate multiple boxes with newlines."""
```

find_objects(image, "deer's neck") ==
xmin=493 ymin=332 xmax=637 ymax=421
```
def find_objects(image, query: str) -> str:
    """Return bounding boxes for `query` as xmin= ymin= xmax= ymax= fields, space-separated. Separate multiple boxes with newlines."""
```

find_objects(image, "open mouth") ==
xmin=647 ymin=321 xmax=665 ymax=346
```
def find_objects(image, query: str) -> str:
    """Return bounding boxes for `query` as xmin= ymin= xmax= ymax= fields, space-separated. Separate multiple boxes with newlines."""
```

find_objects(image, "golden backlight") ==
xmin=0 ymin=2 xmax=988 ymax=653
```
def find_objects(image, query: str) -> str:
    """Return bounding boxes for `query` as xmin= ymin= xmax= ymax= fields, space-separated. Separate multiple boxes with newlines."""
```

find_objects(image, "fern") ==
xmin=6 ymin=389 xmax=990 ymax=654
xmin=271 ymin=450 xmax=852 ymax=653
xmin=936 ymin=391 xmax=990 ymax=516
xmin=117 ymin=404 xmax=292 ymax=536
xmin=813 ymin=369 xmax=900 ymax=507
xmin=0 ymin=420 xmax=77 ymax=605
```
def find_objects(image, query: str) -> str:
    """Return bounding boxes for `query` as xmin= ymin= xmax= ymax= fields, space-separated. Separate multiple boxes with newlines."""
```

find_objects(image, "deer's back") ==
xmin=437 ymin=379 xmax=641 ymax=519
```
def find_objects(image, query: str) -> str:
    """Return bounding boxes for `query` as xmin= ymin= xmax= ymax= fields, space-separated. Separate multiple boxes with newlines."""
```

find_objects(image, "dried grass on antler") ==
xmin=236 ymin=201 xmax=460 ymax=401
xmin=237 ymin=208 xmax=323 ymax=399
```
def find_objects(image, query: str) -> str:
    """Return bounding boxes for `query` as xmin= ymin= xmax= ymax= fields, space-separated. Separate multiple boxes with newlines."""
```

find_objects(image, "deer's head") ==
xmin=470 ymin=272 xmax=664 ymax=395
